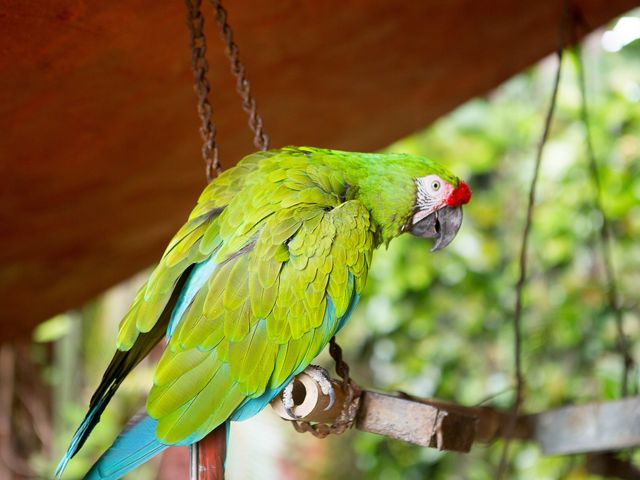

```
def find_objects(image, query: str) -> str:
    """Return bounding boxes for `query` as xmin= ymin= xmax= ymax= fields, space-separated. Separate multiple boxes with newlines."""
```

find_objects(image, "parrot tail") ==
xmin=54 ymin=323 xmax=167 ymax=479
xmin=55 ymin=268 xmax=193 ymax=479
xmin=83 ymin=415 xmax=168 ymax=480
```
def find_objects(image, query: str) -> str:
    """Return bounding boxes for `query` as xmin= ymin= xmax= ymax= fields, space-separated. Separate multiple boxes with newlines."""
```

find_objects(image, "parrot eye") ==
xmin=417 ymin=174 xmax=446 ymax=202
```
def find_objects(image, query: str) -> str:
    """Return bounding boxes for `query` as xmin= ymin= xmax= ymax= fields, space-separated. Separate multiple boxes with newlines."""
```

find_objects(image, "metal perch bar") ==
xmin=190 ymin=424 xmax=226 ymax=480
xmin=271 ymin=371 xmax=640 ymax=456
xmin=356 ymin=391 xmax=477 ymax=452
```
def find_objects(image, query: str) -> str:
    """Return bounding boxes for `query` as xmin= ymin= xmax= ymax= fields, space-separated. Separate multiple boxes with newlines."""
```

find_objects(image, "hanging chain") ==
xmin=185 ymin=0 xmax=269 ymax=183
xmin=572 ymin=40 xmax=634 ymax=396
xmin=209 ymin=0 xmax=270 ymax=152
xmin=495 ymin=4 xmax=567 ymax=478
xmin=290 ymin=338 xmax=362 ymax=438
xmin=185 ymin=0 xmax=220 ymax=182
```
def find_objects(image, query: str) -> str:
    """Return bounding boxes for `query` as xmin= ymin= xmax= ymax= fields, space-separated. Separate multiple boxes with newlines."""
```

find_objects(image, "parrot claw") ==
xmin=281 ymin=365 xmax=336 ymax=419
xmin=282 ymin=381 xmax=301 ymax=419
xmin=303 ymin=365 xmax=336 ymax=411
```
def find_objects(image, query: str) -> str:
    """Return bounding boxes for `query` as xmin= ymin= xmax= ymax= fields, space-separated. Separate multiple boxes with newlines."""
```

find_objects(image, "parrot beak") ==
xmin=410 ymin=206 xmax=463 ymax=252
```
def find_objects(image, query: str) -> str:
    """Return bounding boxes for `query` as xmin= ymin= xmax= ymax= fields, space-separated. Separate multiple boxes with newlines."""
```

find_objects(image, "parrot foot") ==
xmin=281 ymin=365 xmax=337 ymax=419
xmin=302 ymin=365 xmax=336 ymax=412
xmin=281 ymin=381 xmax=300 ymax=419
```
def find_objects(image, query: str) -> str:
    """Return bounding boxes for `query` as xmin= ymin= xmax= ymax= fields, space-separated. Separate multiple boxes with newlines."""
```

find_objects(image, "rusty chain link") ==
xmin=574 ymin=54 xmax=634 ymax=397
xmin=185 ymin=0 xmax=269 ymax=184
xmin=568 ymin=9 xmax=634 ymax=398
xmin=209 ymin=0 xmax=270 ymax=152
xmin=185 ymin=0 xmax=220 ymax=182
xmin=290 ymin=338 xmax=362 ymax=438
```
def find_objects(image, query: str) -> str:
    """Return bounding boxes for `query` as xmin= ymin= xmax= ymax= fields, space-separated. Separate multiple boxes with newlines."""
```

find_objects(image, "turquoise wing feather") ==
xmin=83 ymin=416 xmax=166 ymax=480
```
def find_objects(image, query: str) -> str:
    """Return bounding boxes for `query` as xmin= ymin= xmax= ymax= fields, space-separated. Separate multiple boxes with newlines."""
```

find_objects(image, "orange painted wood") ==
xmin=0 ymin=0 xmax=637 ymax=339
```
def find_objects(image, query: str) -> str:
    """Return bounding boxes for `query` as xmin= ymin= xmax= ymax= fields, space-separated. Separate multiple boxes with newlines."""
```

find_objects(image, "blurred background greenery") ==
xmin=6 ymin=10 xmax=640 ymax=480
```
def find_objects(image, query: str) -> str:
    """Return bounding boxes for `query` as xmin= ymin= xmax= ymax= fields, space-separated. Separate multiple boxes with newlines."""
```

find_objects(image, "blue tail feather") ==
xmin=56 ymin=268 xmax=194 ymax=478
xmin=55 ymin=395 xmax=109 ymax=479
xmin=83 ymin=416 xmax=168 ymax=480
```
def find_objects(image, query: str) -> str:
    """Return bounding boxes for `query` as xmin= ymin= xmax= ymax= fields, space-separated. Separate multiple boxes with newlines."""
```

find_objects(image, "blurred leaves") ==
xmin=33 ymin=316 xmax=72 ymax=343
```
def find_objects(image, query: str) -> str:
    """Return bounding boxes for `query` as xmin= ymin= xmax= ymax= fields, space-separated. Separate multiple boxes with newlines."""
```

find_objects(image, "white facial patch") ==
xmin=412 ymin=174 xmax=452 ymax=224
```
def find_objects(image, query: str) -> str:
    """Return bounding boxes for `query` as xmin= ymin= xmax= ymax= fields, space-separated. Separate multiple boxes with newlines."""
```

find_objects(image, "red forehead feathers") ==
xmin=446 ymin=181 xmax=471 ymax=207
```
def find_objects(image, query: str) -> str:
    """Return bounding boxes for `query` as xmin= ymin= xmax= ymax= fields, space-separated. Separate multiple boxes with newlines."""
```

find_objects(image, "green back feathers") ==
xmin=267 ymin=147 xmax=461 ymax=243
xmin=113 ymin=146 xmax=457 ymax=444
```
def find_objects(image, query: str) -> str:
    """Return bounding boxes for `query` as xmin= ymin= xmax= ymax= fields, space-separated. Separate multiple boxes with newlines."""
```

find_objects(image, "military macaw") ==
xmin=56 ymin=146 xmax=471 ymax=479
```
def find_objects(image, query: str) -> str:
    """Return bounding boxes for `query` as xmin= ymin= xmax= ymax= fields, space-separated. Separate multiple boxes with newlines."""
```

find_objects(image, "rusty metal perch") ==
xmin=271 ymin=371 xmax=640 ymax=478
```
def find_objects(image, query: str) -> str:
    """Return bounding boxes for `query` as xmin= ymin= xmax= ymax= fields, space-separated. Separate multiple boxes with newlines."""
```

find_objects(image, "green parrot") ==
xmin=56 ymin=146 xmax=471 ymax=479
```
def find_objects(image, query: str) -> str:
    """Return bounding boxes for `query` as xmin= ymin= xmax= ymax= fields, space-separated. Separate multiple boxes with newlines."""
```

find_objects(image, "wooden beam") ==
xmin=271 ymin=371 xmax=640 ymax=457
xmin=357 ymin=392 xmax=476 ymax=453
xmin=1 ymin=0 xmax=637 ymax=338
xmin=528 ymin=396 xmax=640 ymax=455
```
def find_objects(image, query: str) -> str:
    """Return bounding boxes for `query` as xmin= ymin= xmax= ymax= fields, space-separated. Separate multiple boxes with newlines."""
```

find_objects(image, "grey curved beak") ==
xmin=410 ymin=206 xmax=463 ymax=252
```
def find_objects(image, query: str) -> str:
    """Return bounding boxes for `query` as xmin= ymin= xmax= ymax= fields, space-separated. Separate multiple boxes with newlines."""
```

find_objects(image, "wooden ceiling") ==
xmin=1 ymin=0 xmax=637 ymax=339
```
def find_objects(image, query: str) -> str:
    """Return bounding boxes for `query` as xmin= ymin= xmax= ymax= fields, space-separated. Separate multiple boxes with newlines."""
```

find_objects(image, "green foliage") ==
xmin=327 ymin=24 xmax=640 ymax=480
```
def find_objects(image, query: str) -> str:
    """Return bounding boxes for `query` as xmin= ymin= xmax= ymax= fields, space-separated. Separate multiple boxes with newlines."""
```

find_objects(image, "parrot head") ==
xmin=331 ymin=149 xmax=472 ymax=250
xmin=408 ymin=173 xmax=471 ymax=251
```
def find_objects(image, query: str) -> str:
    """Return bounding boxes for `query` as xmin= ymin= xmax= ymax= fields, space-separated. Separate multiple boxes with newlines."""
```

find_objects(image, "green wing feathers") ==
xmin=145 ymin=153 xmax=376 ymax=444
xmin=116 ymin=152 xmax=266 ymax=350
